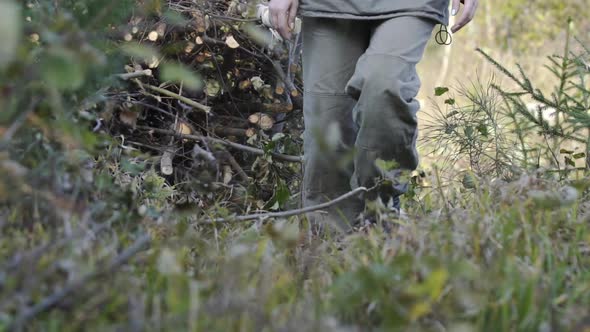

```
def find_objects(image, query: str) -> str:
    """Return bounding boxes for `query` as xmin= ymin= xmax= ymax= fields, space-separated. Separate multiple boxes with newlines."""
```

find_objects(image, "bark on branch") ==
xmin=135 ymin=126 xmax=302 ymax=163
xmin=135 ymin=80 xmax=212 ymax=113
xmin=199 ymin=186 xmax=372 ymax=223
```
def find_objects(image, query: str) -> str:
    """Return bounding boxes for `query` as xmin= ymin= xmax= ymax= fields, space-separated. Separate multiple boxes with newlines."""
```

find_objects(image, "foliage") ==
xmin=1 ymin=0 xmax=590 ymax=331
xmin=425 ymin=22 xmax=590 ymax=179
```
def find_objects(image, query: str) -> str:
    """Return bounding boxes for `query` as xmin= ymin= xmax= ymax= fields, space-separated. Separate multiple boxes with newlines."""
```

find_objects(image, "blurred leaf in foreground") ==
xmin=0 ymin=1 xmax=21 ymax=69
xmin=161 ymin=63 xmax=202 ymax=91
xmin=41 ymin=47 xmax=86 ymax=91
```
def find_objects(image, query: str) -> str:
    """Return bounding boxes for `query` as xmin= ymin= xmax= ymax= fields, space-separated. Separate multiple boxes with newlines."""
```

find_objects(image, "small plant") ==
xmin=425 ymin=21 xmax=590 ymax=180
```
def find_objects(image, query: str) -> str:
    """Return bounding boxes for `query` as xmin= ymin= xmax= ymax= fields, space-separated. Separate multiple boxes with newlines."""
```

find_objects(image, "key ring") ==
xmin=435 ymin=24 xmax=452 ymax=46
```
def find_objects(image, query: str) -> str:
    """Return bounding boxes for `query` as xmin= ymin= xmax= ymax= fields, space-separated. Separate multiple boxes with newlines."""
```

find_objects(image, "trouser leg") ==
xmin=345 ymin=16 xmax=436 ymax=203
xmin=301 ymin=17 xmax=370 ymax=233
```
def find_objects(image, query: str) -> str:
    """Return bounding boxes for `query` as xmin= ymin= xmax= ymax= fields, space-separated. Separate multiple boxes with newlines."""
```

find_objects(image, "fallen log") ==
xmin=248 ymin=112 xmax=274 ymax=130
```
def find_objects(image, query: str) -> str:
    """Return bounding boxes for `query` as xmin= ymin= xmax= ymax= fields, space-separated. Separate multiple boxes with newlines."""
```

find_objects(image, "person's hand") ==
xmin=269 ymin=0 xmax=299 ymax=40
xmin=451 ymin=0 xmax=479 ymax=33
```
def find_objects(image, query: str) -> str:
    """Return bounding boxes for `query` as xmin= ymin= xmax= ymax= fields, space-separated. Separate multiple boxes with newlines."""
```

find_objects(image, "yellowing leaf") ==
xmin=409 ymin=302 xmax=431 ymax=321
xmin=239 ymin=79 xmax=251 ymax=90
xmin=175 ymin=121 xmax=192 ymax=135
xmin=205 ymin=80 xmax=221 ymax=97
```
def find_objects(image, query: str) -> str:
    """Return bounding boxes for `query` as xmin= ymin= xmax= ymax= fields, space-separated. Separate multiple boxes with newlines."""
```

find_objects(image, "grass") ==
xmin=5 ymin=168 xmax=589 ymax=331
xmin=2 ymin=1 xmax=590 ymax=330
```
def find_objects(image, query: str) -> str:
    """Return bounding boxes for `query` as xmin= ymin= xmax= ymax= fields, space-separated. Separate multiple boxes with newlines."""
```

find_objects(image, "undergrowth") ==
xmin=1 ymin=1 xmax=590 ymax=331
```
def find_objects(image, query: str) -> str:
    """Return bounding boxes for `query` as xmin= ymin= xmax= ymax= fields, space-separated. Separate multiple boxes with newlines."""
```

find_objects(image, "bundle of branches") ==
xmin=104 ymin=0 xmax=304 ymax=212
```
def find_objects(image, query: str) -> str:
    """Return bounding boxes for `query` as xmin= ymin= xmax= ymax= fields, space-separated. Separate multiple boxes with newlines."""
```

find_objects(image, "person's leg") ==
xmin=301 ymin=17 xmax=370 ymax=233
xmin=345 ymin=16 xmax=436 ymax=209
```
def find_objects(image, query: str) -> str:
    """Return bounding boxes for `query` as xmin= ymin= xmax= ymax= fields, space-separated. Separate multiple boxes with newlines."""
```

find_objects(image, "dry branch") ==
xmin=214 ymin=126 xmax=256 ymax=138
xmin=199 ymin=186 xmax=372 ymax=223
xmin=116 ymin=69 xmax=153 ymax=80
xmin=263 ymin=103 xmax=293 ymax=113
xmin=135 ymin=80 xmax=211 ymax=113
xmin=135 ymin=126 xmax=302 ymax=163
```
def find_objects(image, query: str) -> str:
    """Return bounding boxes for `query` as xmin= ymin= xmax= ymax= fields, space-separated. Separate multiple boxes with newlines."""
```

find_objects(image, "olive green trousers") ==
xmin=301 ymin=16 xmax=436 ymax=233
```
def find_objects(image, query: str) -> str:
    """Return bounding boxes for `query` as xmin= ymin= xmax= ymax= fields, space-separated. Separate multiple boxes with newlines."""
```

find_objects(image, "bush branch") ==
xmin=200 ymin=186 xmax=373 ymax=223
xmin=135 ymin=125 xmax=302 ymax=163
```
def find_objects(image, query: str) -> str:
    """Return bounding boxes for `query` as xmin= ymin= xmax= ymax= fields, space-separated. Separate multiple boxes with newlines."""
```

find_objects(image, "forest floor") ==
xmin=2 ymin=0 xmax=590 ymax=331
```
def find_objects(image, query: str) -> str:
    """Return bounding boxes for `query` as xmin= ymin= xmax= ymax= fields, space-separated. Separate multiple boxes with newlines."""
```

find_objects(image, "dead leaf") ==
xmin=225 ymin=35 xmax=240 ymax=49
xmin=239 ymin=79 xmax=251 ymax=90
xmin=119 ymin=110 xmax=139 ymax=127
xmin=175 ymin=121 xmax=192 ymax=135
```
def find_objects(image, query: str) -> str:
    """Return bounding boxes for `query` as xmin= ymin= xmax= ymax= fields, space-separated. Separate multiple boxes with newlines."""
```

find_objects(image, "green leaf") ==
xmin=462 ymin=172 xmax=477 ymax=189
xmin=162 ymin=9 xmax=190 ymax=27
xmin=446 ymin=110 xmax=459 ymax=118
xmin=263 ymin=140 xmax=277 ymax=154
xmin=121 ymin=158 xmax=146 ymax=175
xmin=0 ymin=1 xmax=21 ymax=69
xmin=161 ymin=63 xmax=202 ymax=90
xmin=476 ymin=123 xmax=489 ymax=137
xmin=573 ymin=152 xmax=585 ymax=159
xmin=444 ymin=98 xmax=455 ymax=105
xmin=375 ymin=158 xmax=399 ymax=172
xmin=266 ymin=180 xmax=290 ymax=210
xmin=41 ymin=48 xmax=85 ymax=91
xmin=435 ymin=87 xmax=449 ymax=96
xmin=565 ymin=156 xmax=575 ymax=167
xmin=559 ymin=148 xmax=574 ymax=155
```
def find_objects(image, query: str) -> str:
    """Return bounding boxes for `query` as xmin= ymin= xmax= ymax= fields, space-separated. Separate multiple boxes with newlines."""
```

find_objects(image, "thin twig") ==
xmin=193 ymin=144 xmax=216 ymax=163
xmin=200 ymin=186 xmax=373 ymax=223
xmin=115 ymin=69 xmax=153 ymax=80
xmin=135 ymin=80 xmax=211 ymax=113
xmin=135 ymin=125 xmax=302 ymax=163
